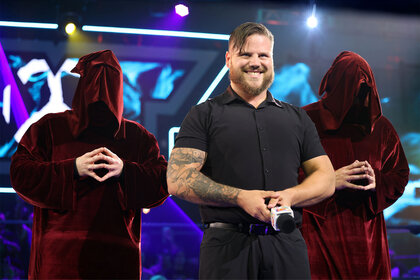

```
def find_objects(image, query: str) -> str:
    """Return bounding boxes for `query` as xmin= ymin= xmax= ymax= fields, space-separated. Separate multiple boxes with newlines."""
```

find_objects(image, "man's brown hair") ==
xmin=229 ymin=22 xmax=274 ymax=52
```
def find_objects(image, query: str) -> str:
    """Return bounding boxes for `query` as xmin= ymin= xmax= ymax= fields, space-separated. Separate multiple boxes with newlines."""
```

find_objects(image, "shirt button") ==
xmin=263 ymin=147 xmax=268 ymax=151
xmin=265 ymin=169 xmax=270 ymax=173
xmin=259 ymin=127 xmax=264 ymax=131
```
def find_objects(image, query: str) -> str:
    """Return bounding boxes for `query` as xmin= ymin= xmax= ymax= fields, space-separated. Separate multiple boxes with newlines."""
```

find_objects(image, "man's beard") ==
xmin=230 ymin=67 xmax=274 ymax=97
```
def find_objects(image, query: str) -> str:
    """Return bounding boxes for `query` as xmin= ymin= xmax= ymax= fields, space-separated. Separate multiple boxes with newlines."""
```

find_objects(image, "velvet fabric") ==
xmin=10 ymin=50 xmax=168 ymax=279
xmin=301 ymin=51 xmax=409 ymax=279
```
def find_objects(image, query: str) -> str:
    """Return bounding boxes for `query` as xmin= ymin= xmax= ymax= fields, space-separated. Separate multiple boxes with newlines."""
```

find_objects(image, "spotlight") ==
xmin=306 ymin=4 xmax=318 ymax=29
xmin=59 ymin=11 xmax=81 ymax=37
xmin=65 ymin=22 xmax=76 ymax=35
xmin=175 ymin=4 xmax=189 ymax=17
xmin=306 ymin=16 xmax=318 ymax=28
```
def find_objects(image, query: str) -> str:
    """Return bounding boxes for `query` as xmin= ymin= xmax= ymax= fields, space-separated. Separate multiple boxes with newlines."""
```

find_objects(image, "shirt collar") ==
xmin=265 ymin=91 xmax=283 ymax=108
xmin=220 ymin=86 xmax=283 ymax=108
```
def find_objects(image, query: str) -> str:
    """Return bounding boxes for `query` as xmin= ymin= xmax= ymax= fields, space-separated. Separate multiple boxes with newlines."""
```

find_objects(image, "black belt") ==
xmin=204 ymin=222 xmax=277 ymax=235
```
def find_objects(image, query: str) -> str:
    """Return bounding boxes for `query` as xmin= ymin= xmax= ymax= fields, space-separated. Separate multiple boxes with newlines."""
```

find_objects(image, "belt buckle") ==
xmin=249 ymin=224 xmax=270 ymax=235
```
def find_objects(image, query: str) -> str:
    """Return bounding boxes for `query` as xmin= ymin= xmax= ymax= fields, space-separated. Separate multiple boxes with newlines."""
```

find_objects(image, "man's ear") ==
xmin=225 ymin=51 xmax=231 ymax=69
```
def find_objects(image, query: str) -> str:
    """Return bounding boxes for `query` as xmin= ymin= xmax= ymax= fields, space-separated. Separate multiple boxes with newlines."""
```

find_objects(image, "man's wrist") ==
xmin=117 ymin=164 xmax=124 ymax=180
xmin=73 ymin=159 xmax=80 ymax=178
xmin=282 ymin=187 xmax=297 ymax=207
xmin=236 ymin=189 xmax=246 ymax=208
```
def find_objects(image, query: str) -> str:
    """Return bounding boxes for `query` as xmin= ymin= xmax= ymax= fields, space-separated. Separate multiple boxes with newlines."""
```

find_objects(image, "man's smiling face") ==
xmin=226 ymin=34 xmax=274 ymax=97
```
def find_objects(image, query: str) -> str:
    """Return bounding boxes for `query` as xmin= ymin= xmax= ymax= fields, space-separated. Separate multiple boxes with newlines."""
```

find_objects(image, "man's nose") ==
xmin=248 ymin=54 xmax=261 ymax=67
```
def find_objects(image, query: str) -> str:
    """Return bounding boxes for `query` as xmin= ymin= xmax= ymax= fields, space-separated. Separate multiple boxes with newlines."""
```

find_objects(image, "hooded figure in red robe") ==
xmin=10 ymin=50 xmax=168 ymax=279
xmin=301 ymin=51 xmax=409 ymax=279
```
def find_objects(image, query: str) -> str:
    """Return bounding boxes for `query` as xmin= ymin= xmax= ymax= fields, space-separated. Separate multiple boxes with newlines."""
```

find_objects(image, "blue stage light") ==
xmin=0 ymin=21 xmax=229 ymax=40
xmin=82 ymin=25 xmax=229 ymax=40
xmin=382 ymin=97 xmax=390 ymax=104
xmin=306 ymin=4 xmax=318 ymax=29
xmin=0 ymin=21 xmax=58 ymax=29
xmin=306 ymin=15 xmax=318 ymax=28
xmin=197 ymin=65 xmax=229 ymax=104
xmin=0 ymin=187 xmax=15 ymax=193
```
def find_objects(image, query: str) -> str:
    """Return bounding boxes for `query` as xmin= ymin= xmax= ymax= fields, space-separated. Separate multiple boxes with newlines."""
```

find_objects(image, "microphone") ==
xmin=270 ymin=206 xmax=296 ymax=233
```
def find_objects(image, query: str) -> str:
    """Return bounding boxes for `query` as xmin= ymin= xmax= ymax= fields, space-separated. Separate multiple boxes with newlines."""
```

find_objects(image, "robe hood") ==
xmin=70 ymin=49 xmax=125 ymax=139
xmin=315 ymin=51 xmax=382 ymax=133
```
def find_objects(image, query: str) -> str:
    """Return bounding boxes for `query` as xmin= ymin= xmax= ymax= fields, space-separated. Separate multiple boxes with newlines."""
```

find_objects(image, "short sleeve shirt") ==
xmin=175 ymin=87 xmax=325 ymax=224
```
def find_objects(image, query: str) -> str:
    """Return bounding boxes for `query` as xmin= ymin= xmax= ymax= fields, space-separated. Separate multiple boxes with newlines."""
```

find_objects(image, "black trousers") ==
xmin=199 ymin=227 xmax=311 ymax=279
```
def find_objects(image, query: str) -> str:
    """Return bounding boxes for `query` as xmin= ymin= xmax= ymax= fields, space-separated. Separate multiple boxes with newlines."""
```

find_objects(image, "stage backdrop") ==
xmin=1 ymin=2 xmax=420 ymax=278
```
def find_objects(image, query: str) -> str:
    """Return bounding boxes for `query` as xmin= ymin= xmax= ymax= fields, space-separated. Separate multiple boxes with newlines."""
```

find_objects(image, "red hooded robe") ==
xmin=10 ymin=50 xmax=168 ymax=279
xmin=301 ymin=51 xmax=409 ymax=279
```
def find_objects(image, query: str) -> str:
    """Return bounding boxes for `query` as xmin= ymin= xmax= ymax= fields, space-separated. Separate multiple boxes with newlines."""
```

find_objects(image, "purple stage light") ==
xmin=0 ymin=42 xmax=29 ymax=128
xmin=142 ymin=197 xmax=203 ymax=237
xmin=175 ymin=4 xmax=189 ymax=17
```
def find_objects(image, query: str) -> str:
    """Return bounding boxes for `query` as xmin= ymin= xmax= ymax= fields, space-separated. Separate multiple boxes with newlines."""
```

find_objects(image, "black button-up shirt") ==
xmin=175 ymin=87 xmax=325 ymax=224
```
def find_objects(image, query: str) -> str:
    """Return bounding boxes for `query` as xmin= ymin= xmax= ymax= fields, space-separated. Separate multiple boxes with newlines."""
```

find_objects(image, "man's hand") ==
xmin=237 ymin=190 xmax=280 ymax=223
xmin=363 ymin=161 xmax=376 ymax=191
xmin=95 ymin=147 xmax=124 ymax=182
xmin=75 ymin=147 xmax=123 ymax=182
xmin=335 ymin=160 xmax=375 ymax=191
xmin=76 ymin=147 xmax=109 ymax=181
xmin=266 ymin=188 xmax=294 ymax=209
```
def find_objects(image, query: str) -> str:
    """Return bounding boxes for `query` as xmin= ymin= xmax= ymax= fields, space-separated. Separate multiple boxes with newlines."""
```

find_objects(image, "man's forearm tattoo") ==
xmin=168 ymin=148 xmax=240 ymax=206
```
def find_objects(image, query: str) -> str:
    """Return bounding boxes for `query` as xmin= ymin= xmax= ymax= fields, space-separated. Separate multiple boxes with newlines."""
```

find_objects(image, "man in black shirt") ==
xmin=167 ymin=22 xmax=335 ymax=279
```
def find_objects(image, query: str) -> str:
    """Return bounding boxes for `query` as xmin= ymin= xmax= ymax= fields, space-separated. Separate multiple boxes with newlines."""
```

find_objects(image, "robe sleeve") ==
xmin=118 ymin=125 xmax=168 ymax=210
xmin=10 ymin=118 xmax=76 ymax=210
xmin=367 ymin=120 xmax=409 ymax=215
